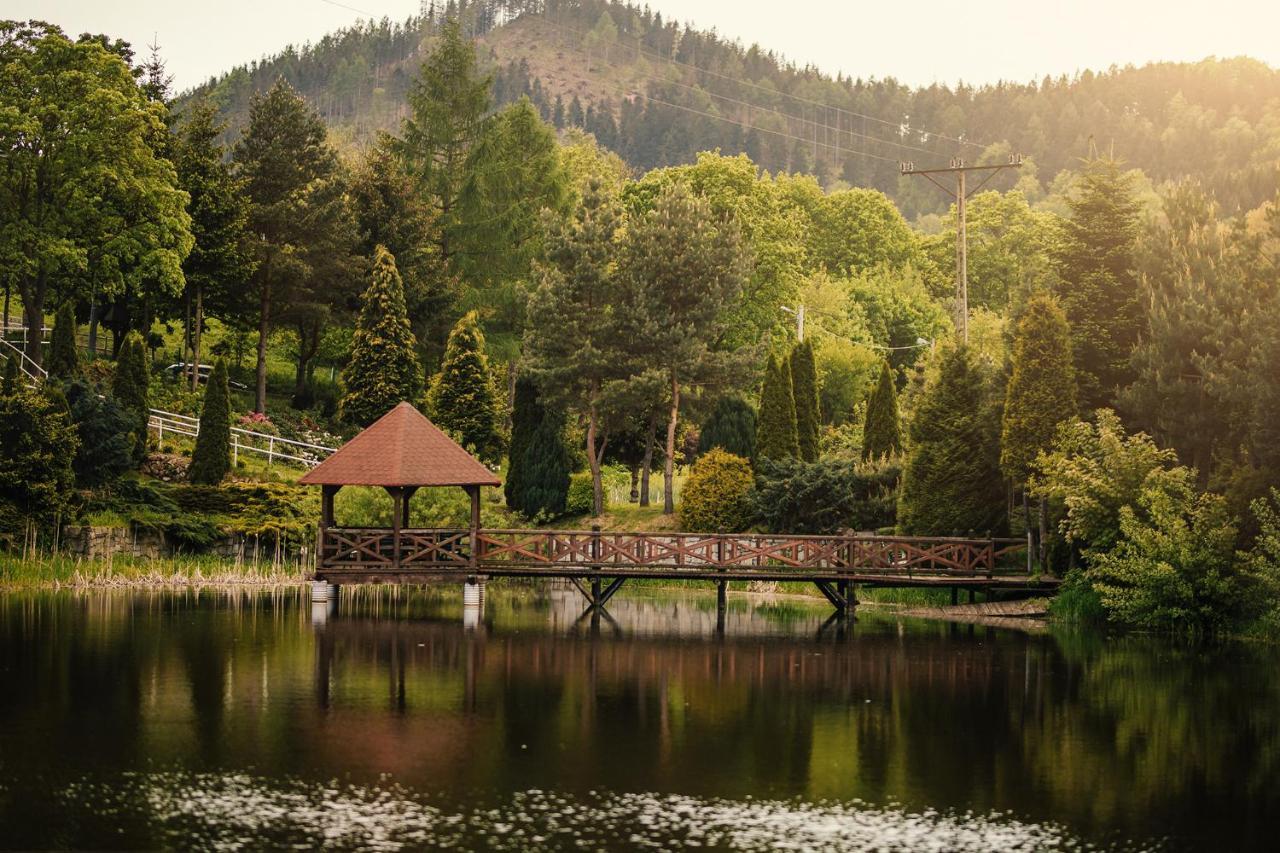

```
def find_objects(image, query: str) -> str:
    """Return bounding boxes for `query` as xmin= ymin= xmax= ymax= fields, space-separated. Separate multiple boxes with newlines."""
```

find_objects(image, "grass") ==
xmin=0 ymin=552 xmax=310 ymax=590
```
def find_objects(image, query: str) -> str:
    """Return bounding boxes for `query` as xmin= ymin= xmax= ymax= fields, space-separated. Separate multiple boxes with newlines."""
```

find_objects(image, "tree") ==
xmin=174 ymin=101 xmax=255 ymax=391
xmin=618 ymin=181 xmax=749 ymax=513
xmin=189 ymin=359 xmax=232 ymax=485
xmin=754 ymin=353 xmax=799 ymax=463
xmin=698 ymin=395 xmax=757 ymax=460
xmin=520 ymin=408 xmax=573 ymax=519
xmin=0 ymin=22 xmax=191 ymax=368
xmin=339 ymin=246 xmax=423 ymax=427
xmin=1053 ymin=157 xmax=1142 ymax=411
xmin=0 ymin=385 xmax=79 ymax=537
xmin=64 ymin=380 xmax=133 ymax=488
xmin=679 ymin=449 xmax=755 ymax=532
xmin=505 ymin=376 xmax=543 ymax=512
xmin=111 ymin=331 xmax=150 ymax=463
xmin=233 ymin=78 xmax=353 ymax=413
xmin=862 ymin=360 xmax=902 ymax=460
xmin=427 ymin=311 xmax=503 ymax=463
xmin=525 ymin=179 xmax=628 ymax=516
xmin=47 ymin=302 xmax=79 ymax=380
xmin=789 ymin=339 xmax=820 ymax=461
xmin=1001 ymin=293 xmax=1077 ymax=560
xmin=898 ymin=345 xmax=1005 ymax=535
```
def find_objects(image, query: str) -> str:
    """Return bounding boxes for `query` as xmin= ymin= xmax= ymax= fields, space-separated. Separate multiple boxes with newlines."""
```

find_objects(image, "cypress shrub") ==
xmin=428 ymin=311 xmax=504 ymax=464
xmin=861 ymin=360 xmax=902 ymax=460
xmin=679 ymin=448 xmax=755 ymax=532
xmin=754 ymin=353 xmax=799 ymax=464
xmin=505 ymin=377 xmax=543 ymax=512
xmin=520 ymin=408 xmax=573 ymax=518
xmin=698 ymin=394 xmax=757 ymax=460
xmin=189 ymin=359 xmax=232 ymax=485
xmin=790 ymin=339 xmax=820 ymax=461
xmin=112 ymin=331 xmax=150 ymax=463
xmin=898 ymin=345 xmax=1005 ymax=535
xmin=340 ymin=246 xmax=423 ymax=427
xmin=47 ymin=301 xmax=79 ymax=380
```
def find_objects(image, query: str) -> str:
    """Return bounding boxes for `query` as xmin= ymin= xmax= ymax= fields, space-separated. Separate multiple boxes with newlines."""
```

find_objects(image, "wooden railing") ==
xmin=319 ymin=527 xmax=1029 ymax=577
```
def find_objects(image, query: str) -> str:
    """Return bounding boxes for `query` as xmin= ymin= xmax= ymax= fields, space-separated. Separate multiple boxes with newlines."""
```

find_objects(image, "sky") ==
xmin=13 ymin=0 xmax=1280 ymax=92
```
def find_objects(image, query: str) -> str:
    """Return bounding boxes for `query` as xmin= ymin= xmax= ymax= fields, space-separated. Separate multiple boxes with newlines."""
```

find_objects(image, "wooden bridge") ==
xmin=302 ymin=403 xmax=1057 ymax=616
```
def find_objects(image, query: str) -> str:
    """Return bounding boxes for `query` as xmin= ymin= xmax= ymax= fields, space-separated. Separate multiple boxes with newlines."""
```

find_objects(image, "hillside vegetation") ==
xmin=188 ymin=0 xmax=1280 ymax=218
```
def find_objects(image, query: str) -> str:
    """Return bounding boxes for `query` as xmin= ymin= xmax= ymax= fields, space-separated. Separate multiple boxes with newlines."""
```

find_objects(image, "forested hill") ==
xmin=187 ymin=0 xmax=1280 ymax=219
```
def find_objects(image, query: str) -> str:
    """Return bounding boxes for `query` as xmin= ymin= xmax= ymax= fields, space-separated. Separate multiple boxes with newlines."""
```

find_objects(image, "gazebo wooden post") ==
xmin=401 ymin=487 xmax=418 ymax=529
xmin=465 ymin=485 xmax=481 ymax=570
xmin=319 ymin=485 xmax=339 ymax=569
xmin=388 ymin=487 xmax=403 ymax=569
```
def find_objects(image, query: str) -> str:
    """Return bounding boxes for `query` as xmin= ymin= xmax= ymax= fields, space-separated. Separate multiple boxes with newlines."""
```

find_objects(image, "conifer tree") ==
xmin=340 ymin=246 xmax=423 ymax=427
xmin=698 ymin=395 xmax=757 ymax=460
xmin=1001 ymin=294 xmax=1077 ymax=482
xmin=862 ymin=360 xmax=902 ymax=460
xmin=754 ymin=353 xmax=799 ymax=463
xmin=790 ymin=339 xmax=820 ymax=461
xmin=505 ymin=376 xmax=543 ymax=512
xmin=1 ymin=356 xmax=21 ymax=396
xmin=111 ymin=331 xmax=150 ymax=463
xmin=898 ymin=345 xmax=1004 ymax=535
xmin=47 ymin=302 xmax=79 ymax=380
xmin=189 ymin=359 xmax=232 ymax=485
xmin=520 ymin=407 xmax=573 ymax=518
xmin=428 ymin=311 xmax=504 ymax=463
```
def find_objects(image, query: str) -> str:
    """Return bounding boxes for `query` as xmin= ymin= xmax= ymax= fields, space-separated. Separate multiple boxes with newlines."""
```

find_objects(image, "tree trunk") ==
xmin=1038 ymin=496 xmax=1050 ymax=574
xmin=639 ymin=411 xmax=656 ymax=508
xmin=628 ymin=464 xmax=639 ymax=503
xmin=255 ymin=282 xmax=271 ymax=414
xmin=191 ymin=286 xmax=204 ymax=393
xmin=183 ymin=287 xmax=192 ymax=387
xmin=3 ymin=280 xmax=10 ymax=337
xmin=20 ymin=274 xmax=46 ymax=367
xmin=663 ymin=373 xmax=680 ymax=515
xmin=1022 ymin=488 xmax=1034 ymax=566
xmin=586 ymin=399 xmax=604 ymax=517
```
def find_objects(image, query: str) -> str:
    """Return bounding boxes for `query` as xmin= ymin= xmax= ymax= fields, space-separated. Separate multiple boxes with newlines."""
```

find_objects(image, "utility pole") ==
xmin=781 ymin=303 xmax=805 ymax=341
xmin=900 ymin=154 xmax=1024 ymax=342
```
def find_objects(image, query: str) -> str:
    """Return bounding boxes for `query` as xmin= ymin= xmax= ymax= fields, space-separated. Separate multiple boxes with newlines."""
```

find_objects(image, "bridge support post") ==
xmin=716 ymin=580 xmax=727 ymax=635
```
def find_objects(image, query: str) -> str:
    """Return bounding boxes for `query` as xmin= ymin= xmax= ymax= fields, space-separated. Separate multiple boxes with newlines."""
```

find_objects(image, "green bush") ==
xmin=698 ymin=395 xmax=756 ymax=460
xmin=566 ymin=471 xmax=604 ymax=517
xmin=754 ymin=456 xmax=901 ymax=535
xmin=64 ymin=380 xmax=134 ymax=488
xmin=679 ymin=449 xmax=754 ymax=532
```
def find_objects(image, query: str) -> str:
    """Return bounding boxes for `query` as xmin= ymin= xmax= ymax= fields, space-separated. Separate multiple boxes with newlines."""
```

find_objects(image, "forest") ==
xmin=2 ymin=13 xmax=1280 ymax=637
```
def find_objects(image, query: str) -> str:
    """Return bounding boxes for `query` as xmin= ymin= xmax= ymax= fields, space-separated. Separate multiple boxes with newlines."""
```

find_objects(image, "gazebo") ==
xmin=300 ymin=402 xmax=500 ymax=574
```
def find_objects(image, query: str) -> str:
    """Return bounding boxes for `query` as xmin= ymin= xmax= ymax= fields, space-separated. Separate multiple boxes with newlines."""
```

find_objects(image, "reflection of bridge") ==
xmin=316 ymin=527 xmax=1057 ymax=615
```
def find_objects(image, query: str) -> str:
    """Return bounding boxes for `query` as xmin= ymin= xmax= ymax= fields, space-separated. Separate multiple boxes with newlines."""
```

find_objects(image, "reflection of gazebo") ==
xmin=300 ymin=402 xmax=499 ymax=571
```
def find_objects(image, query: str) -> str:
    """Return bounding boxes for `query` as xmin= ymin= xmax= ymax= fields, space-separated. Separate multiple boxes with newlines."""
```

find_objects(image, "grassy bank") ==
xmin=0 ymin=552 xmax=310 ymax=590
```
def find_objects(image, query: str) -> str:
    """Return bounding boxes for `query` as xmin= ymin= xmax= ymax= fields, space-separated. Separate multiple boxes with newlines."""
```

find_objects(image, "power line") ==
xmin=315 ymin=0 xmax=381 ymax=17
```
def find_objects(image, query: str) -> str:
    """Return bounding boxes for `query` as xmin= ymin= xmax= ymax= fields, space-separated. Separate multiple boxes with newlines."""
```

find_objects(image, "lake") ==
xmin=0 ymin=583 xmax=1275 ymax=851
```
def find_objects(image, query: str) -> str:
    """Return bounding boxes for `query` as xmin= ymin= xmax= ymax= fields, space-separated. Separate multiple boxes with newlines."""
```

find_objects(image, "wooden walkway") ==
xmin=315 ymin=527 xmax=1058 ymax=613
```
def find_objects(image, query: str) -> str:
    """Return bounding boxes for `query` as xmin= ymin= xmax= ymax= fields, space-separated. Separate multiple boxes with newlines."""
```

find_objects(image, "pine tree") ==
xmin=111 ymin=331 xmax=150 ymax=463
xmin=790 ymin=339 xmax=820 ymax=461
xmin=428 ymin=311 xmax=504 ymax=463
xmin=755 ymin=353 xmax=799 ymax=463
xmin=1001 ymin=294 xmax=1077 ymax=483
xmin=520 ymin=407 xmax=573 ymax=518
xmin=340 ymin=246 xmax=423 ymax=427
xmin=898 ymin=345 xmax=1004 ymax=535
xmin=47 ymin=301 xmax=79 ymax=380
xmin=505 ymin=376 xmax=543 ymax=512
xmin=189 ymin=359 xmax=232 ymax=485
xmin=1053 ymin=156 xmax=1142 ymax=411
xmin=698 ymin=395 xmax=757 ymax=460
xmin=862 ymin=360 xmax=902 ymax=460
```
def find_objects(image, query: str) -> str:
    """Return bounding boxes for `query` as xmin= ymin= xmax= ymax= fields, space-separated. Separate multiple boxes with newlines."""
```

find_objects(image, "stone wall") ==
xmin=60 ymin=524 xmax=310 ymax=565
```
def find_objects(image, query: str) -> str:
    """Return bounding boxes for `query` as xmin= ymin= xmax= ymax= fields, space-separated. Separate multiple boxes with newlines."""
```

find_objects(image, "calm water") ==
xmin=0 ymin=584 xmax=1277 ymax=851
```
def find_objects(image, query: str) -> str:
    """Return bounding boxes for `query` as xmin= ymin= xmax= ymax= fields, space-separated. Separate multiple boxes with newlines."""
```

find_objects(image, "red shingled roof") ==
xmin=299 ymin=402 xmax=500 ymax=487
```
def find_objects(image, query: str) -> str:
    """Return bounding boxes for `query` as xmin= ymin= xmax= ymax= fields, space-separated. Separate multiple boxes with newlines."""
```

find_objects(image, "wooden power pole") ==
xmin=900 ymin=154 xmax=1024 ymax=342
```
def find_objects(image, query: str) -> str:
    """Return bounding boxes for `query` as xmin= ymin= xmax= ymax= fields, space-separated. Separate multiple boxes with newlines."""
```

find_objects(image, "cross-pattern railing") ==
xmin=318 ymin=527 xmax=1029 ymax=577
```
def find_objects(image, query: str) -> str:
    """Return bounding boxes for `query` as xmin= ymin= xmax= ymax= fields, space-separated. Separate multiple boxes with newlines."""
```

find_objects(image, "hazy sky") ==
xmin=14 ymin=0 xmax=1280 ymax=92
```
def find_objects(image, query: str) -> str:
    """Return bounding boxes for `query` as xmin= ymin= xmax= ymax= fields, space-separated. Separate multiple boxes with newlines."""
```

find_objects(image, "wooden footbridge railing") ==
xmin=316 ymin=527 xmax=1051 ymax=612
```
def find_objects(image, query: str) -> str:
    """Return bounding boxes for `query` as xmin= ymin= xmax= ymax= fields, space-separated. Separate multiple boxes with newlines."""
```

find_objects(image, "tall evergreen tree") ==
xmin=505 ymin=376 xmax=543 ymax=512
xmin=862 ymin=360 xmax=902 ymax=460
xmin=754 ymin=353 xmax=799 ymax=463
xmin=64 ymin=380 xmax=133 ymax=488
xmin=790 ymin=339 xmax=820 ymax=461
xmin=1053 ymin=156 xmax=1142 ymax=411
xmin=428 ymin=311 xmax=504 ymax=463
xmin=698 ymin=395 xmax=757 ymax=460
xmin=898 ymin=345 xmax=1004 ymax=535
xmin=520 ymin=407 xmax=573 ymax=518
xmin=189 ymin=359 xmax=232 ymax=485
xmin=111 ymin=331 xmax=150 ymax=463
xmin=47 ymin=302 xmax=79 ymax=380
xmin=340 ymin=246 xmax=423 ymax=427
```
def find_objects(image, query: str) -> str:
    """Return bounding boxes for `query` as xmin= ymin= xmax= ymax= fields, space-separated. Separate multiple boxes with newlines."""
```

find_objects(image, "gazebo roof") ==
xmin=299 ymin=402 xmax=500 ymax=488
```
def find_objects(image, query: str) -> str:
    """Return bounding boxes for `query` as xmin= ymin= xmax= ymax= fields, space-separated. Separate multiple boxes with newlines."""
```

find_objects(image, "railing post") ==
xmin=233 ymin=434 xmax=239 ymax=467
xmin=268 ymin=436 xmax=275 ymax=467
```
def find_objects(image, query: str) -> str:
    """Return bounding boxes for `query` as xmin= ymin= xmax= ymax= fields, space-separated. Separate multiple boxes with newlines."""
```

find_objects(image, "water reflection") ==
xmin=0 ymin=585 xmax=1276 ymax=851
